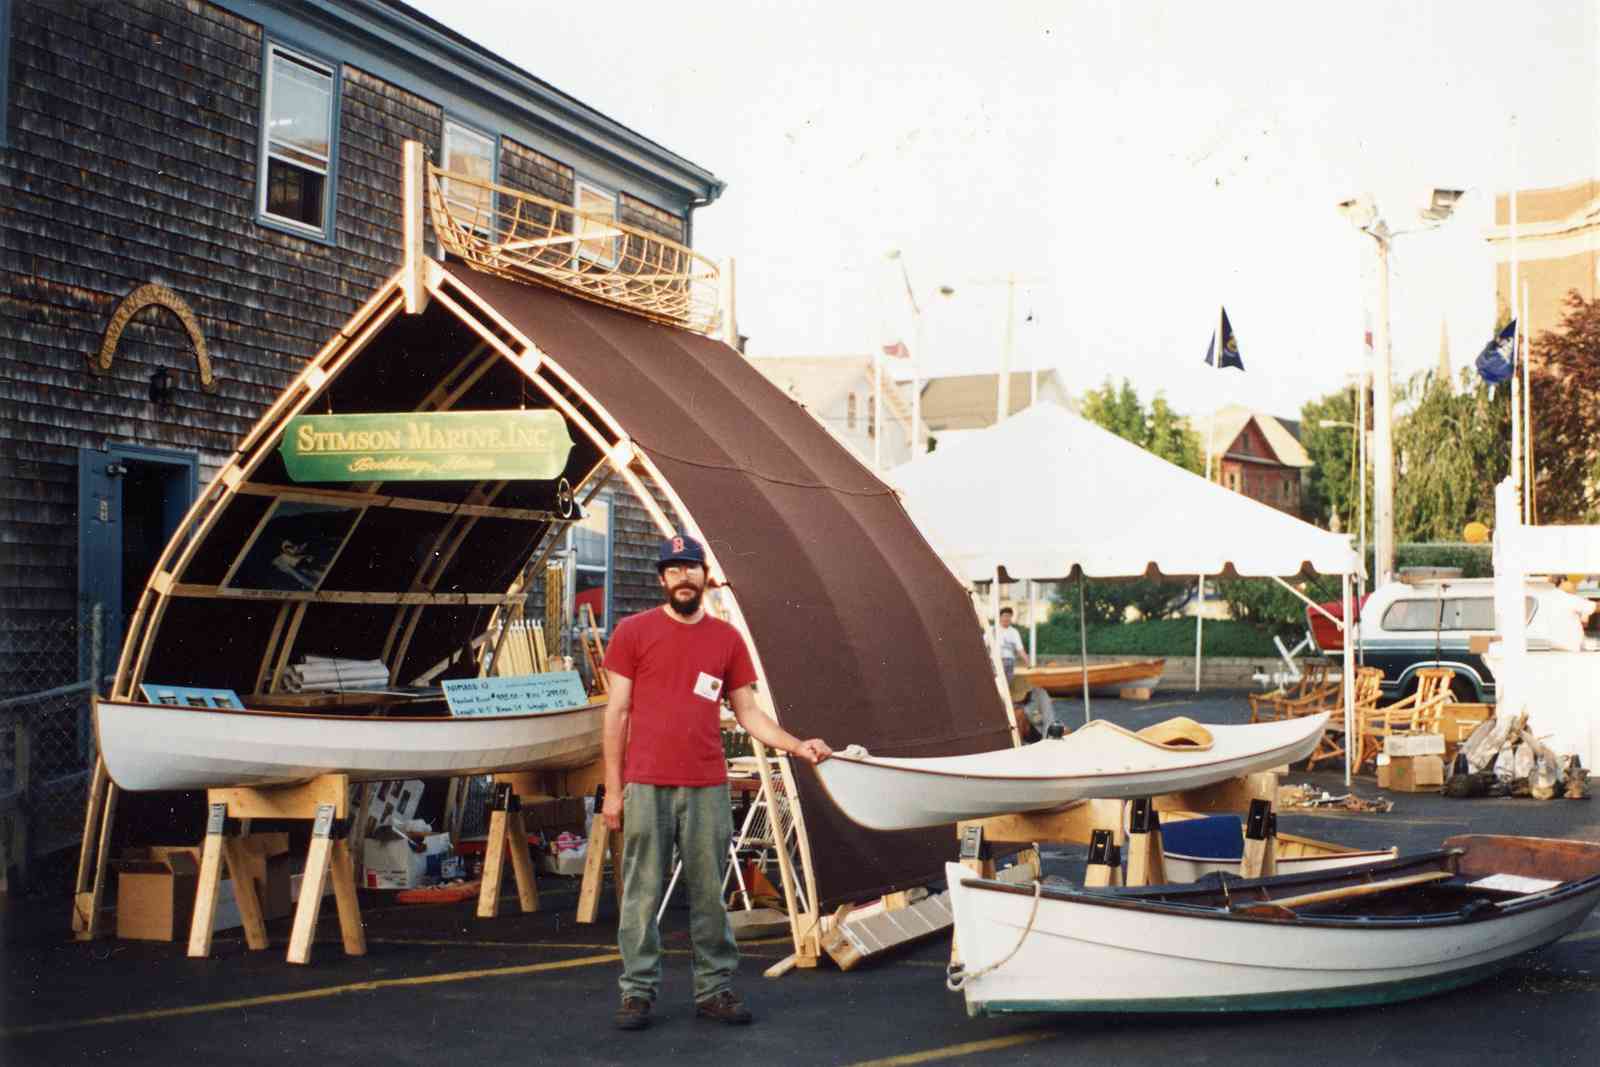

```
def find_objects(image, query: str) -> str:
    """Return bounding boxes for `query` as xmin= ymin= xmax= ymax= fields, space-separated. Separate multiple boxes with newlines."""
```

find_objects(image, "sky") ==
xmin=410 ymin=1 xmax=1597 ymax=420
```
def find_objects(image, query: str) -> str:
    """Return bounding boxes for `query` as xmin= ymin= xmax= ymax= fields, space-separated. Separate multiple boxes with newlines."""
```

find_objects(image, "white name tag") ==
xmin=693 ymin=672 xmax=724 ymax=702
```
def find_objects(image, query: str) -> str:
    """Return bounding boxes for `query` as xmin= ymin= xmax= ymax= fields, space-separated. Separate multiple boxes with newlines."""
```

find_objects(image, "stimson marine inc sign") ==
xmin=280 ymin=411 xmax=575 ymax=482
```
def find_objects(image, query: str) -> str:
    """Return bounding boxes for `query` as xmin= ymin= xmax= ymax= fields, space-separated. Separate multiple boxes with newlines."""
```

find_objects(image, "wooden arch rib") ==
xmin=424 ymin=263 xmax=824 ymax=956
xmin=94 ymin=282 xmax=218 ymax=391
xmin=112 ymin=275 xmax=408 ymax=699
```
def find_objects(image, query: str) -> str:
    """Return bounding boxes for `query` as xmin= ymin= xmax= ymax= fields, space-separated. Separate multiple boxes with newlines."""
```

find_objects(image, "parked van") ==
xmin=1352 ymin=576 xmax=1563 ymax=703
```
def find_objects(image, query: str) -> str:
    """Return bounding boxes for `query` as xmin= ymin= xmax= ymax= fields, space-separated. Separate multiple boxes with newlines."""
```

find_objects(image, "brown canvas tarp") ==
xmin=446 ymin=264 xmax=1013 ymax=905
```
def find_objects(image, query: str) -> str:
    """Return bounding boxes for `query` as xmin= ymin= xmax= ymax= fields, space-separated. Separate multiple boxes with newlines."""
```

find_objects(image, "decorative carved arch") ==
xmin=94 ymin=283 xmax=217 ymax=391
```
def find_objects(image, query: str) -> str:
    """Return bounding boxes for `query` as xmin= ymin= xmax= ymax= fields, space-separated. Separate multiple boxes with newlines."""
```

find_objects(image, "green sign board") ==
xmin=442 ymin=672 xmax=590 ymax=717
xmin=280 ymin=410 xmax=574 ymax=482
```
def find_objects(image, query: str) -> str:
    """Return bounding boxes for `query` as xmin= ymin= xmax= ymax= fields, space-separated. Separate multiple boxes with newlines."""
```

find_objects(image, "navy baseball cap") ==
xmin=658 ymin=532 xmax=707 ymax=568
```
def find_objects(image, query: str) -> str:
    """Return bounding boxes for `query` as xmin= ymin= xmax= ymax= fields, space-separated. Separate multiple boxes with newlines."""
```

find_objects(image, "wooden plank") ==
xmin=1237 ymin=871 xmax=1452 ymax=915
xmin=329 ymin=840 xmax=366 ymax=956
xmin=223 ymin=837 xmax=270 ymax=951
xmin=822 ymin=892 xmax=954 ymax=972
xmin=169 ymin=584 xmax=519 ymax=606
xmin=70 ymin=756 xmax=109 ymax=937
xmin=505 ymin=810 xmax=540 ymax=913
xmin=211 ymin=776 xmax=348 ymax=821
xmin=1118 ymin=686 xmax=1154 ymax=701
xmin=186 ymin=816 xmax=227 ymax=959
xmin=477 ymin=809 xmax=509 ymax=919
xmin=287 ymin=830 xmax=334 ymax=965
xmin=1238 ymin=773 xmax=1279 ymax=880
xmin=575 ymin=825 xmax=611 ymax=924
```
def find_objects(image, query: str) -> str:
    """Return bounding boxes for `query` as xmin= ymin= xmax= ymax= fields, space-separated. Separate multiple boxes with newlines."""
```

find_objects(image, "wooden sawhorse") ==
xmin=187 ymin=774 xmax=366 ymax=966
xmin=475 ymin=782 xmax=539 ymax=918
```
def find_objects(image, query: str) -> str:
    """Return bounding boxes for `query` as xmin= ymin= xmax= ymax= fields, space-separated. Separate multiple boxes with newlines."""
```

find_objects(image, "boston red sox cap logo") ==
xmin=658 ymin=531 xmax=707 ymax=567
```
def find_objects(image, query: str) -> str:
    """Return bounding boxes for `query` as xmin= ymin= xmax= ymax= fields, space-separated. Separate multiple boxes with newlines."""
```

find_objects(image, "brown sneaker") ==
xmin=695 ymin=989 xmax=753 ymax=1025
xmin=614 ymin=997 xmax=652 ymax=1030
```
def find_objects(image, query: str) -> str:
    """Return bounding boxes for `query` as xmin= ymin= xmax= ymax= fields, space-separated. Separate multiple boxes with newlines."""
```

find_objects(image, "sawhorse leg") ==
xmin=477 ymin=785 xmax=539 ymax=918
xmin=1239 ymin=771 xmax=1280 ymax=879
xmin=287 ymin=803 xmax=366 ymax=965
xmin=576 ymin=827 xmax=624 ymax=925
xmin=1124 ymin=798 xmax=1166 ymax=887
xmin=188 ymin=803 xmax=269 ymax=958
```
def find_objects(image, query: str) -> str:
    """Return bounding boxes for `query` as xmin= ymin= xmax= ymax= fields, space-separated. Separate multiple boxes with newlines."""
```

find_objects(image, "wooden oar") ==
xmin=1234 ymin=871 xmax=1454 ymax=916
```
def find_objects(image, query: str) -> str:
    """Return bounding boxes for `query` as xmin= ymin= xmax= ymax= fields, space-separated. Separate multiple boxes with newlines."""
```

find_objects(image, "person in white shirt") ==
xmin=996 ymin=606 xmax=1030 ymax=683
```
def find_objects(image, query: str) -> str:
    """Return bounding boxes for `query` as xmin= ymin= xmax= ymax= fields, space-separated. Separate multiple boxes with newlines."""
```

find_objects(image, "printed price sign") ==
xmin=441 ymin=672 xmax=589 ymax=717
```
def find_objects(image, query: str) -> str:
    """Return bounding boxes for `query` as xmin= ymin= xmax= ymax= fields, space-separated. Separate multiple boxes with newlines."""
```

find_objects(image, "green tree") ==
xmin=1392 ymin=368 xmax=1509 ymax=541
xmin=1529 ymin=292 xmax=1600 ymax=522
xmin=1081 ymin=378 xmax=1204 ymax=474
xmin=1299 ymin=387 xmax=1365 ymax=531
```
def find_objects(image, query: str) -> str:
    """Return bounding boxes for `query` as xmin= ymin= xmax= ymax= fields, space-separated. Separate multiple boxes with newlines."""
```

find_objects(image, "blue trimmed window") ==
xmin=257 ymin=42 xmax=337 ymax=239
xmin=0 ymin=0 xmax=12 ymax=148
xmin=440 ymin=117 xmax=498 ymax=233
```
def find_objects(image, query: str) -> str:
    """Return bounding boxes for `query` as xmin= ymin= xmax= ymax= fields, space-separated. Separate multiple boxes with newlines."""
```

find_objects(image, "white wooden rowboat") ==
xmin=946 ymin=834 xmax=1600 ymax=1015
xmin=94 ymin=697 xmax=604 ymax=792
xmin=814 ymin=714 xmax=1327 ymax=831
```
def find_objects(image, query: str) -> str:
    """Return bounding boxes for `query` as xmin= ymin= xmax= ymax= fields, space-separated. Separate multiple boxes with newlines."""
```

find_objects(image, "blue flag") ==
xmin=1474 ymin=319 xmax=1516 ymax=384
xmin=1203 ymin=308 xmax=1244 ymax=370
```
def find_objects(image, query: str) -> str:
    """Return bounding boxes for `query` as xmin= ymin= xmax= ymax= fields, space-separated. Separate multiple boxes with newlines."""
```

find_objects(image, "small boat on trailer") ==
xmin=815 ymin=713 xmax=1328 ymax=831
xmin=1012 ymin=657 xmax=1165 ymax=697
xmin=95 ymin=696 xmax=605 ymax=792
xmin=945 ymin=834 xmax=1600 ymax=1016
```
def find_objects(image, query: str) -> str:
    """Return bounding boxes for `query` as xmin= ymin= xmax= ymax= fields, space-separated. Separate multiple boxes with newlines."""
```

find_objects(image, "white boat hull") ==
xmin=945 ymin=861 xmax=1600 ymax=1015
xmin=816 ymin=714 xmax=1327 ymax=831
xmin=96 ymin=698 xmax=604 ymax=791
xmin=1162 ymin=849 xmax=1398 ymax=882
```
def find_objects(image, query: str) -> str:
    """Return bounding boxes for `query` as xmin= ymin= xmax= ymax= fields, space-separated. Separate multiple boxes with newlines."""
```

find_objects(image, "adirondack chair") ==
xmin=1304 ymin=667 xmax=1384 ymax=771
xmin=1269 ymin=662 xmax=1344 ymax=722
xmin=1248 ymin=660 xmax=1331 ymax=723
xmin=1356 ymin=667 xmax=1457 ymax=769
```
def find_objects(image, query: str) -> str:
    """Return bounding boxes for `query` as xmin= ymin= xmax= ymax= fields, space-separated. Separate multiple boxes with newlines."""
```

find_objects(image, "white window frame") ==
xmin=257 ymin=42 xmax=336 ymax=238
xmin=573 ymin=178 xmax=620 ymax=268
xmin=440 ymin=118 xmax=498 ymax=234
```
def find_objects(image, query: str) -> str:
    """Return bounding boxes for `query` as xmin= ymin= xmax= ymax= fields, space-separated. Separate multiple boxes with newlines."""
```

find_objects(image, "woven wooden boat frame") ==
xmin=425 ymin=163 xmax=722 ymax=334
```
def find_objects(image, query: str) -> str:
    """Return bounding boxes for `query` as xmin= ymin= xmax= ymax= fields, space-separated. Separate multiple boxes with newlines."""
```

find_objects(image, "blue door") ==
xmin=78 ymin=445 xmax=198 ymax=684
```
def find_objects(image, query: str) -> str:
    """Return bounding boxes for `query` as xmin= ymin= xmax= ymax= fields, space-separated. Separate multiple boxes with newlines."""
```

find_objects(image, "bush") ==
xmin=1035 ymin=617 xmax=1278 ymax=657
xmin=1393 ymin=542 xmax=1492 ymax=578
xmin=1049 ymin=577 xmax=1193 ymax=627
xmin=1214 ymin=576 xmax=1341 ymax=641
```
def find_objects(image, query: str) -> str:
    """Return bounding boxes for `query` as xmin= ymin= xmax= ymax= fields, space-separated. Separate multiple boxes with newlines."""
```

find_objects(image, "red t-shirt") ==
xmin=604 ymin=607 xmax=758 ymax=786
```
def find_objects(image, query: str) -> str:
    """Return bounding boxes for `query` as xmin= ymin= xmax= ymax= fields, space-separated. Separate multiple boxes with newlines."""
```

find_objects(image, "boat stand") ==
xmin=956 ymin=771 xmax=1282 ymax=888
xmin=475 ymin=781 xmax=539 ymax=918
xmin=188 ymin=773 xmax=366 ymax=966
xmin=576 ymin=783 xmax=624 ymax=924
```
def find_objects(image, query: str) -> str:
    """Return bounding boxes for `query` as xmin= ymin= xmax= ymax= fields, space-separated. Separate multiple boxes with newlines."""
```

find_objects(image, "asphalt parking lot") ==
xmin=5 ymin=691 xmax=1598 ymax=1066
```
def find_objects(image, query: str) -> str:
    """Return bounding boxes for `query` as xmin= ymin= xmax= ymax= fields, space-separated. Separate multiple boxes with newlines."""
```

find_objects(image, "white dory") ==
xmin=814 ymin=714 xmax=1328 ymax=831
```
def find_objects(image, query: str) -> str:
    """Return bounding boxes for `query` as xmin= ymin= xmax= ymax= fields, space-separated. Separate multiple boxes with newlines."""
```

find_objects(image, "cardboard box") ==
xmin=1386 ymin=754 xmax=1445 ymax=793
xmin=537 ymin=848 xmax=587 ymax=877
xmin=363 ymin=827 xmax=452 ymax=889
xmin=116 ymin=850 xmax=199 ymax=941
xmin=1385 ymin=733 xmax=1446 ymax=758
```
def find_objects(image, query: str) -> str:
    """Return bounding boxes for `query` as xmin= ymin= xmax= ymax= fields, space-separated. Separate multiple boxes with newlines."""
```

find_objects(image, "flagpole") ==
xmin=873 ymin=347 xmax=883 ymax=472
xmin=1522 ymin=280 xmax=1534 ymax=522
xmin=1195 ymin=305 xmax=1223 ymax=693
xmin=1508 ymin=120 xmax=1521 ymax=514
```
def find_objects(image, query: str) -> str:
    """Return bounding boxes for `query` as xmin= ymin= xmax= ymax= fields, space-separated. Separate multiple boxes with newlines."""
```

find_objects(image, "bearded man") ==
xmin=601 ymin=532 xmax=832 ymax=1031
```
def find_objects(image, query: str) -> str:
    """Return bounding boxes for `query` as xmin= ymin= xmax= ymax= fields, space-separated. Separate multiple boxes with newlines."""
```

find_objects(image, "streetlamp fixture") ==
xmin=1336 ymin=187 xmax=1468 ymax=587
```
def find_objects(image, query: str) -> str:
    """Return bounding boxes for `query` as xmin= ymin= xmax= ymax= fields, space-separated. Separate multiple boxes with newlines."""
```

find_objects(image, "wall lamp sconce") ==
xmin=148 ymin=367 xmax=175 ymax=405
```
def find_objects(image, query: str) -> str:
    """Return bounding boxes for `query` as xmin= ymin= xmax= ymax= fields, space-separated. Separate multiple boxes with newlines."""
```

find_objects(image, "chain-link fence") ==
xmin=1 ymin=603 xmax=110 ymax=896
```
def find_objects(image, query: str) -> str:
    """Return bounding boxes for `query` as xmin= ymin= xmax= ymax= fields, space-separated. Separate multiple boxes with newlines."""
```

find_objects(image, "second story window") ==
xmin=846 ymin=393 xmax=858 ymax=430
xmin=441 ymin=119 xmax=496 ymax=231
xmin=574 ymin=179 xmax=619 ymax=266
xmin=259 ymin=44 xmax=335 ymax=237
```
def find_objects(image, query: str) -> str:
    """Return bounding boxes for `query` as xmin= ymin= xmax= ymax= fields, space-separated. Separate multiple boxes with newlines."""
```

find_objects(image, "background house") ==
xmin=751 ymin=356 xmax=916 ymax=468
xmin=0 ymin=0 xmax=721 ymax=880
xmin=1487 ymin=179 xmax=1600 ymax=345
xmin=1190 ymin=405 xmax=1311 ymax=516
xmin=917 ymin=369 xmax=1072 ymax=436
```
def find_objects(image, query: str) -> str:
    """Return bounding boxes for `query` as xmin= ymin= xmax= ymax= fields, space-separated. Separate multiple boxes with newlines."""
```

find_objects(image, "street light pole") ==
xmin=1338 ymin=188 xmax=1465 ymax=588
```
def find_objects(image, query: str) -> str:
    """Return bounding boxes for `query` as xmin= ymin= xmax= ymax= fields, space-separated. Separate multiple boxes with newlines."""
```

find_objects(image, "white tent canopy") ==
xmin=888 ymin=403 xmax=1360 ymax=583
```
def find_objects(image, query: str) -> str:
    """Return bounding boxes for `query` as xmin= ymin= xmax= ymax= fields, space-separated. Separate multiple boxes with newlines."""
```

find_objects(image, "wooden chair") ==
xmin=1304 ymin=667 xmax=1383 ymax=771
xmin=1357 ymin=667 xmax=1456 ymax=769
xmin=1248 ymin=661 xmax=1329 ymax=723
xmin=1271 ymin=663 xmax=1345 ymax=722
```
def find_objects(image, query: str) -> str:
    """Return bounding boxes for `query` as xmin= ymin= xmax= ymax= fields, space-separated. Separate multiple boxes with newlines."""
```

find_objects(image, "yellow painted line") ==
xmin=846 ymin=1029 xmax=1060 ymax=1066
xmin=3 ymin=950 xmax=620 ymax=1039
xmin=1562 ymin=929 xmax=1600 ymax=943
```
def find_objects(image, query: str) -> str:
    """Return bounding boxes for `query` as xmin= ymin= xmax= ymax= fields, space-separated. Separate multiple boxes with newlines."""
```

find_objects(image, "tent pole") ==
xmin=1079 ymin=574 xmax=1090 ymax=724
xmin=1027 ymin=579 xmax=1037 ymax=664
xmin=1343 ymin=572 xmax=1355 ymax=787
